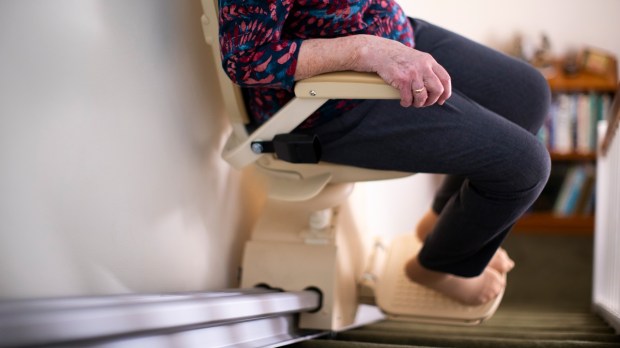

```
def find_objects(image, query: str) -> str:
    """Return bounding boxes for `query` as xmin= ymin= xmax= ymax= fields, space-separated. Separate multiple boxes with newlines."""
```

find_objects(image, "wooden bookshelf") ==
xmin=514 ymin=212 xmax=594 ymax=234
xmin=549 ymin=151 xmax=597 ymax=161
xmin=516 ymin=58 xmax=617 ymax=234
xmin=546 ymin=59 xmax=618 ymax=92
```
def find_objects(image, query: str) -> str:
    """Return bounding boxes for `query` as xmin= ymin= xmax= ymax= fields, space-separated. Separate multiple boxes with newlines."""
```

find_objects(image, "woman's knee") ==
xmin=515 ymin=63 xmax=552 ymax=133
xmin=508 ymin=136 xmax=551 ymax=195
xmin=477 ymin=133 xmax=550 ymax=201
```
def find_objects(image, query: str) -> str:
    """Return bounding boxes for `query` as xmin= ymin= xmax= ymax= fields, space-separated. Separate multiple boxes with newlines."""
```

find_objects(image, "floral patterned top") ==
xmin=219 ymin=0 xmax=414 ymax=129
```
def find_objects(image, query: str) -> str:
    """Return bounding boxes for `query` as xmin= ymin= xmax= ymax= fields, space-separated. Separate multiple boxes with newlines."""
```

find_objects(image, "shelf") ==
xmin=549 ymin=152 xmax=597 ymax=161
xmin=514 ymin=212 xmax=594 ymax=234
xmin=546 ymin=60 xmax=617 ymax=93
xmin=518 ymin=57 xmax=616 ymax=235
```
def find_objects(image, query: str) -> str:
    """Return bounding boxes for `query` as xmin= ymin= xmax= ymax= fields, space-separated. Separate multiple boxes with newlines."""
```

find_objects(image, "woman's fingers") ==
xmin=402 ymin=54 xmax=452 ymax=108
xmin=397 ymin=80 xmax=415 ymax=107
xmin=433 ymin=64 xmax=452 ymax=105
xmin=371 ymin=41 xmax=451 ymax=108
xmin=418 ymin=63 xmax=451 ymax=107
xmin=421 ymin=75 xmax=442 ymax=107
xmin=412 ymin=83 xmax=428 ymax=108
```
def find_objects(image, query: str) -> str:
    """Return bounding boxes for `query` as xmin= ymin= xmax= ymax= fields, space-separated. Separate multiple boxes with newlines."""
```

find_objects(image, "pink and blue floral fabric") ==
xmin=219 ymin=0 xmax=414 ymax=128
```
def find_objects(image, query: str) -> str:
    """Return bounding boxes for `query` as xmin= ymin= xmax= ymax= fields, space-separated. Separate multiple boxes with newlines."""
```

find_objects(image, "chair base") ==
xmin=240 ymin=183 xmax=364 ymax=330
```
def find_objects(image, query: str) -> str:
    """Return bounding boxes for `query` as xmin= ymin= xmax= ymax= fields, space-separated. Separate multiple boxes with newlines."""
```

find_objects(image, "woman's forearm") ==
xmin=294 ymin=35 xmax=375 ymax=81
xmin=295 ymin=35 xmax=452 ymax=107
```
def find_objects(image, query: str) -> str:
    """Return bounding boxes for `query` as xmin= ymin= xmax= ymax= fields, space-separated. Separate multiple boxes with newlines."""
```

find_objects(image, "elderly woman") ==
xmin=218 ymin=0 xmax=550 ymax=305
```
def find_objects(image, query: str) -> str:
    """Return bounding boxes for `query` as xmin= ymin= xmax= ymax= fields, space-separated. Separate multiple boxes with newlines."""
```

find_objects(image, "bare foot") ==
xmin=489 ymin=248 xmax=515 ymax=274
xmin=405 ymin=257 xmax=506 ymax=306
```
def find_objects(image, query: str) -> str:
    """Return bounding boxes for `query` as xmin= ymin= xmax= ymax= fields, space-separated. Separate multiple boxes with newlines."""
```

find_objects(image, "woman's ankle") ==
xmin=415 ymin=209 xmax=438 ymax=242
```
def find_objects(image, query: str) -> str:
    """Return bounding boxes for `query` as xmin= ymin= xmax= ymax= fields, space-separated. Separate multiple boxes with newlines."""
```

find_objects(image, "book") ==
xmin=542 ymin=92 xmax=610 ymax=153
xmin=575 ymin=165 xmax=596 ymax=215
xmin=553 ymin=93 xmax=574 ymax=153
xmin=576 ymin=93 xmax=592 ymax=153
xmin=553 ymin=165 xmax=588 ymax=216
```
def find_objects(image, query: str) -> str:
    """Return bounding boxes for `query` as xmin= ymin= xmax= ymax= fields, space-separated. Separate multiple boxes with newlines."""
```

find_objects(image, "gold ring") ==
xmin=413 ymin=87 xmax=425 ymax=94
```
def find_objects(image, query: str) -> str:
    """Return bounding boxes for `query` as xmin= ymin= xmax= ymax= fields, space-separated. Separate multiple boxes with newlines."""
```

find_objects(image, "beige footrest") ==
xmin=374 ymin=234 xmax=504 ymax=325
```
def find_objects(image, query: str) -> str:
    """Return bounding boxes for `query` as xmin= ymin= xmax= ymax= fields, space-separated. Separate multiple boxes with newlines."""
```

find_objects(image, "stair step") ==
xmin=290 ymin=308 xmax=620 ymax=348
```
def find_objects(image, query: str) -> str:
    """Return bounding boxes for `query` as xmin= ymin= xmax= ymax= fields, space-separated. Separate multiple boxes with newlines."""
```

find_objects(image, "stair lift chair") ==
xmin=201 ymin=0 xmax=503 ymax=331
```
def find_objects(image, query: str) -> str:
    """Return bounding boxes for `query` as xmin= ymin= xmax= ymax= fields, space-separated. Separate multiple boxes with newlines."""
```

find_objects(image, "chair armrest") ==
xmin=294 ymin=71 xmax=400 ymax=100
xmin=223 ymin=72 xmax=399 ymax=169
xmin=223 ymin=98 xmax=328 ymax=169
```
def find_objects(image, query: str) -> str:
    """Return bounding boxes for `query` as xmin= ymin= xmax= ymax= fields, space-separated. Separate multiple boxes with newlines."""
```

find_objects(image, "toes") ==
xmin=490 ymin=248 xmax=516 ymax=273
xmin=475 ymin=269 xmax=505 ymax=304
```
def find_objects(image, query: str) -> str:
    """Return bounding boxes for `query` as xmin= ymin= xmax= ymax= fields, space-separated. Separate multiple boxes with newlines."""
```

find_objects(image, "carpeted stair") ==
xmin=290 ymin=233 xmax=620 ymax=348
xmin=292 ymin=306 xmax=620 ymax=347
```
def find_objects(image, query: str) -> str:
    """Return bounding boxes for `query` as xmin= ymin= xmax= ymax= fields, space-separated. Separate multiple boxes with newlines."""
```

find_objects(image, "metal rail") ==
xmin=0 ymin=289 xmax=324 ymax=347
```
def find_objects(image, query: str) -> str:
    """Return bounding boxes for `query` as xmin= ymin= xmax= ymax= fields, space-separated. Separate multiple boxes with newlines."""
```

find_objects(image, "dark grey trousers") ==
xmin=303 ymin=19 xmax=551 ymax=277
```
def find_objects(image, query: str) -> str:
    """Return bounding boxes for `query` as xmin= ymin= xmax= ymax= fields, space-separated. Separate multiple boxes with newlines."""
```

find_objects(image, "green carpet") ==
xmin=290 ymin=233 xmax=620 ymax=348
xmin=293 ymin=307 xmax=620 ymax=348
xmin=500 ymin=233 xmax=594 ymax=312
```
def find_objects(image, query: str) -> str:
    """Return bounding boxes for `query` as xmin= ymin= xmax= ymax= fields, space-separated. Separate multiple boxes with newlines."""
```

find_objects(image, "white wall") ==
xmin=400 ymin=0 xmax=620 ymax=59
xmin=0 ymin=0 xmax=260 ymax=298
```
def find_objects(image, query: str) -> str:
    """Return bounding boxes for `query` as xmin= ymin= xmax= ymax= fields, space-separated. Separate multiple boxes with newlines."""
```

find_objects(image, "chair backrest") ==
xmin=201 ymin=0 xmax=249 ymax=140
xmin=200 ymin=0 xmax=412 ymax=201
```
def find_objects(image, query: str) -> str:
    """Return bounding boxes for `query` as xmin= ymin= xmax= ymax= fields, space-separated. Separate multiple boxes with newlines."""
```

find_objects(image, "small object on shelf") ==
xmin=511 ymin=32 xmax=557 ymax=78
xmin=581 ymin=47 xmax=616 ymax=76
xmin=562 ymin=50 xmax=581 ymax=76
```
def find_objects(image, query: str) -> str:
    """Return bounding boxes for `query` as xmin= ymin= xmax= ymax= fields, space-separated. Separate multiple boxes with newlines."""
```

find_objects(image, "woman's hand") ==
xmin=296 ymin=34 xmax=451 ymax=108
xmin=359 ymin=35 xmax=452 ymax=108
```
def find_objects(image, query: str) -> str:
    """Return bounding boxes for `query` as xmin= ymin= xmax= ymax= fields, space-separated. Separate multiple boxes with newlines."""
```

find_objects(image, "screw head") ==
xmin=251 ymin=143 xmax=263 ymax=154
xmin=309 ymin=90 xmax=317 ymax=97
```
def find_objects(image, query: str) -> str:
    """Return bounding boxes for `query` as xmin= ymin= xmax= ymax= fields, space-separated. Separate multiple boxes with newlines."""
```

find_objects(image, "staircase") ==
xmin=292 ymin=307 xmax=619 ymax=348
xmin=290 ymin=233 xmax=620 ymax=348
